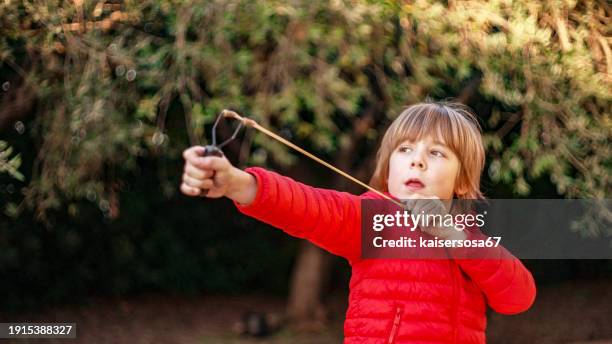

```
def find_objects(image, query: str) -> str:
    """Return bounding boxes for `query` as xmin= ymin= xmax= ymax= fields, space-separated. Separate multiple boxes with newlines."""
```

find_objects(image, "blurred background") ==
xmin=0 ymin=1 xmax=610 ymax=343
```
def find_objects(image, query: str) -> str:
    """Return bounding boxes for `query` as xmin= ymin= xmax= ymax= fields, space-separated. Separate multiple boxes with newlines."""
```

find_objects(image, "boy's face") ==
xmin=387 ymin=136 xmax=461 ymax=203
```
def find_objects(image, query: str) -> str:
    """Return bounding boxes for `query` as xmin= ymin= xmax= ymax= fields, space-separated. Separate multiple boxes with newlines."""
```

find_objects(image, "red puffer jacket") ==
xmin=234 ymin=167 xmax=536 ymax=344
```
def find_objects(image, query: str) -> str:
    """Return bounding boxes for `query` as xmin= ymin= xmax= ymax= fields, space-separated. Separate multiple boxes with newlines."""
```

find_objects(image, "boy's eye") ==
xmin=398 ymin=146 xmax=412 ymax=153
xmin=431 ymin=150 xmax=445 ymax=157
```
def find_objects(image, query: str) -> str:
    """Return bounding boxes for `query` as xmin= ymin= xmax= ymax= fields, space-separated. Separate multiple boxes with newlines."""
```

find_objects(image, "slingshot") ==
xmin=200 ymin=109 xmax=405 ymax=208
xmin=198 ymin=110 xmax=244 ymax=196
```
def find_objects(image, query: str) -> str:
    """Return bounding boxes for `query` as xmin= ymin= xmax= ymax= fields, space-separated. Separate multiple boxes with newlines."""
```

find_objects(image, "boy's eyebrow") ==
xmin=432 ymin=140 xmax=449 ymax=148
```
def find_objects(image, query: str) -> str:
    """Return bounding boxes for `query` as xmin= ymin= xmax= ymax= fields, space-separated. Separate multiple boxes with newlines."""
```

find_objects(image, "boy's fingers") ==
xmin=199 ymin=179 xmax=215 ymax=189
xmin=402 ymin=199 xmax=413 ymax=210
xmin=191 ymin=156 xmax=228 ymax=171
xmin=183 ymin=146 xmax=205 ymax=160
xmin=204 ymin=188 xmax=226 ymax=198
xmin=180 ymin=182 xmax=201 ymax=196
xmin=422 ymin=202 xmax=437 ymax=215
xmin=403 ymin=197 xmax=419 ymax=210
xmin=403 ymin=192 xmax=439 ymax=212
xmin=184 ymin=163 xmax=212 ymax=180
xmin=183 ymin=173 xmax=208 ymax=189
xmin=181 ymin=147 xmax=231 ymax=199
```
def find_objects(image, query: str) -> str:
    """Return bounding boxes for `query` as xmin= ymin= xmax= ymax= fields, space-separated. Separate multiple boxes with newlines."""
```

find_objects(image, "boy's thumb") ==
xmin=200 ymin=155 xmax=229 ymax=171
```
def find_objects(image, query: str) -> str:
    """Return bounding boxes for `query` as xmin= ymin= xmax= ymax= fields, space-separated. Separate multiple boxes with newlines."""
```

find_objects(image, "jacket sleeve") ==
xmin=233 ymin=167 xmax=362 ymax=262
xmin=448 ymin=228 xmax=537 ymax=315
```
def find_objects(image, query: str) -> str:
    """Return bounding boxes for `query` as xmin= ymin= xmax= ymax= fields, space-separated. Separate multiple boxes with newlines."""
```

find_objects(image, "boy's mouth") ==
xmin=405 ymin=178 xmax=425 ymax=190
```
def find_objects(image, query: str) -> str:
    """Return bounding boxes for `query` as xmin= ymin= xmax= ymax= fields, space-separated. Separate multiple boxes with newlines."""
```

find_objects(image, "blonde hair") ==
xmin=369 ymin=101 xmax=485 ymax=200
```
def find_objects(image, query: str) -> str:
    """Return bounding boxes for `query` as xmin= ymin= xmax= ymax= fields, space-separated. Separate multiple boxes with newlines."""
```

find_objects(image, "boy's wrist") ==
xmin=226 ymin=167 xmax=257 ymax=206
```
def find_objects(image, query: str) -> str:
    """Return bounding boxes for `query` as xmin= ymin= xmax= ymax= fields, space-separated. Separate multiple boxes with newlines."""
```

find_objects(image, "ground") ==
xmin=2 ymin=278 xmax=611 ymax=344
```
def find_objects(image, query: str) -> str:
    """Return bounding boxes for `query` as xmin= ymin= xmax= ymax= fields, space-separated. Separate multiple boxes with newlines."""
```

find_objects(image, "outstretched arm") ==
xmin=233 ymin=167 xmax=362 ymax=262
xmin=180 ymin=146 xmax=361 ymax=262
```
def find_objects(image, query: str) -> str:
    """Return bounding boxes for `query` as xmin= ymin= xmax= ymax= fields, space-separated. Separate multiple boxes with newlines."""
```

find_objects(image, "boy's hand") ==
xmin=404 ymin=193 xmax=466 ymax=240
xmin=181 ymin=146 xmax=233 ymax=198
xmin=180 ymin=146 xmax=258 ymax=205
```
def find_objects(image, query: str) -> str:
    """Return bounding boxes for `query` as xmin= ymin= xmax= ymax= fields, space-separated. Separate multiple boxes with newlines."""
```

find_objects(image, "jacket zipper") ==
xmin=448 ymin=260 xmax=461 ymax=344
xmin=387 ymin=305 xmax=403 ymax=344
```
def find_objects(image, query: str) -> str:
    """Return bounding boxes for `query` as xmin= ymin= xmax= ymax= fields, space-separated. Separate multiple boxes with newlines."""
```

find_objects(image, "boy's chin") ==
xmin=393 ymin=189 xmax=451 ymax=201
xmin=390 ymin=189 xmax=422 ymax=199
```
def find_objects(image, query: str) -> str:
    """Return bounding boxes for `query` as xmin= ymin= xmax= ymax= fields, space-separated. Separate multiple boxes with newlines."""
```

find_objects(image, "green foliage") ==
xmin=405 ymin=0 xmax=610 ymax=198
xmin=0 ymin=0 xmax=610 ymax=307
xmin=1 ymin=0 xmax=609 ymax=218
xmin=0 ymin=141 xmax=23 ymax=181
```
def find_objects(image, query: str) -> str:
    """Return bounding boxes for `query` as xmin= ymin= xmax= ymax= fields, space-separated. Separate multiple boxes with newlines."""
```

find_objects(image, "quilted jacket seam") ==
xmin=354 ymin=296 xmax=454 ymax=307
xmin=358 ymin=276 xmax=454 ymax=288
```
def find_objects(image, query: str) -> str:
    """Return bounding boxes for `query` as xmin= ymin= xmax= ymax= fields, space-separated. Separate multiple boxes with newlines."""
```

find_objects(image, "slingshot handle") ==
xmin=198 ymin=145 xmax=224 ymax=197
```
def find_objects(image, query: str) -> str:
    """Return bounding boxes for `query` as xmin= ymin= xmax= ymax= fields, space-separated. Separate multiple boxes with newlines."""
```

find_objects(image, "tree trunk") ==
xmin=286 ymin=241 xmax=331 ymax=330
xmin=285 ymin=103 xmax=383 ymax=330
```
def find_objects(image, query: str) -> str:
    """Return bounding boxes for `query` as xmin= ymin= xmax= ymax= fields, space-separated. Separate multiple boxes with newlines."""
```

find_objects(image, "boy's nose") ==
xmin=410 ymin=160 xmax=426 ymax=169
xmin=408 ymin=145 xmax=427 ymax=170
xmin=409 ymin=151 xmax=426 ymax=169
